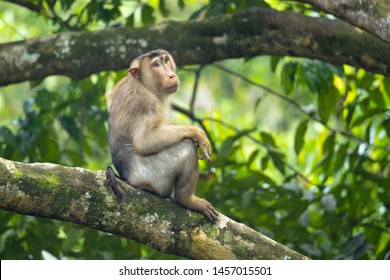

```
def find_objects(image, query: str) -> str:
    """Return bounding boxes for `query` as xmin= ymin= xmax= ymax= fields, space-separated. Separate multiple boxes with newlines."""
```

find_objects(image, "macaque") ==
xmin=106 ymin=49 xmax=218 ymax=221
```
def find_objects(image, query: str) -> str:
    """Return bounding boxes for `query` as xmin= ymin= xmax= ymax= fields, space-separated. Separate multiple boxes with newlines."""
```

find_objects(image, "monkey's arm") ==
xmin=133 ymin=121 xmax=211 ymax=161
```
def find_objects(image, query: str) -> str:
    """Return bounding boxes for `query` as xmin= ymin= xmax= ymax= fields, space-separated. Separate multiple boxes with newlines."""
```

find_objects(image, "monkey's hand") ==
xmin=192 ymin=128 xmax=212 ymax=162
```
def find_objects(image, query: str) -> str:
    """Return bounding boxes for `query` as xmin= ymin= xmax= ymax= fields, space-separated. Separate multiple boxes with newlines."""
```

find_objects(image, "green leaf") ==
xmin=178 ymin=0 xmax=185 ymax=9
xmin=159 ymin=0 xmax=170 ymax=17
xmin=141 ymin=4 xmax=156 ymax=25
xmin=365 ymin=122 xmax=372 ymax=142
xmin=260 ymin=131 xmax=276 ymax=147
xmin=0 ymin=127 xmax=15 ymax=145
xmin=247 ymin=150 xmax=259 ymax=166
xmin=334 ymin=142 xmax=349 ymax=170
xmin=254 ymin=172 xmax=277 ymax=186
xmin=219 ymin=128 xmax=256 ymax=157
xmin=254 ymin=97 xmax=262 ymax=112
xmin=300 ymin=243 xmax=322 ymax=257
xmin=383 ymin=117 xmax=390 ymax=138
xmin=269 ymin=151 xmax=286 ymax=174
xmin=189 ymin=6 xmax=207 ymax=20
xmin=351 ymin=108 xmax=385 ymax=127
xmin=126 ymin=13 xmax=135 ymax=27
xmin=281 ymin=62 xmax=297 ymax=95
xmin=345 ymin=235 xmax=366 ymax=256
xmin=317 ymin=85 xmax=339 ymax=124
xmin=317 ymin=153 xmax=332 ymax=176
xmin=294 ymin=119 xmax=308 ymax=155
xmin=41 ymin=138 xmax=60 ymax=163
xmin=370 ymin=88 xmax=385 ymax=108
xmin=58 ymin=115 xmax=80 ymax=143
xmin=323 ymin=134 xmax=335 ymax=154
xmin=345 ymin=102 xmax=356 ymax=128
xmin=270 ymin=56 xmax=280 ymax=73
xmin=260 ymin=156 xmax=269 ymax=171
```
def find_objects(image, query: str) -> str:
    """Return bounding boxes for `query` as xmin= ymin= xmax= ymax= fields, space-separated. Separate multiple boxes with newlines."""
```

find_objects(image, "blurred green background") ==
xmin=0 ymin=0 xmax=389 ymax=260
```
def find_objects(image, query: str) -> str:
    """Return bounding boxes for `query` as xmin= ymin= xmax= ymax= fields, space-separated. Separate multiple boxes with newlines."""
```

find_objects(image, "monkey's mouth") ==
xmin=165 ymin=84 xmax=179 ymax=92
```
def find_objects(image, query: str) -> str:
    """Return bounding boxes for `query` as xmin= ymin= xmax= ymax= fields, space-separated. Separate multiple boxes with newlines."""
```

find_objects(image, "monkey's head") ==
xmin=128 ymin=49 xmax=180 ymax=97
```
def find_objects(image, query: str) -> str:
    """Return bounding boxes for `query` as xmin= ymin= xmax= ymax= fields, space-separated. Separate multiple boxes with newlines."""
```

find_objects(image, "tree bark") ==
xmin=0 ymin=157 xmax=309 ymax=260
xmin=298 ymin=0 xmax=390 ymax=44
xmin=1 ymin=7 xmax=389 ymax=87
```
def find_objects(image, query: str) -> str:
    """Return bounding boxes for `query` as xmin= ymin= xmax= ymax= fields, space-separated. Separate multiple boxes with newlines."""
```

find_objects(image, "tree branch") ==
xmin=0 ymin=157 xmax=309 ymax=260
xmin=4 ymin=0 xmax=42 ymax=13
xmin=297 ymin=0 xmax=390 ymax=44
xmin=1 ymin=7 xmax=389 ymax=86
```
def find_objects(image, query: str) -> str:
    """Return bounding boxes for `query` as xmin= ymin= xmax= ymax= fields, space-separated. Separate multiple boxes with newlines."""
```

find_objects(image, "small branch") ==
xmin=4 ymin=0 xmax=42 ymax=13
xmin=189 ymin=65 xmax=204 ymax=114
xmin=0 ymin=157 xmax=309 ymax=260
xmin=213 ymin=64 xmax=390 ymax=152
xmin=4 ymin=0 xmax=78 ymax=31
xmin=0 ymin=16 xmax=27 ymax=40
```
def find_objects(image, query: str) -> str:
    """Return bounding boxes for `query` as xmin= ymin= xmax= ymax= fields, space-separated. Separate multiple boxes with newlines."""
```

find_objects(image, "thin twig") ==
xmin=0 ymin=16 xmax=27 ymax=40
xmin=213 ymin=63 xmax=390 ymax=152
xmin=189 ymin=65 xmax=204 ymax=114
xmin=4 ymin=0 xmax=42 ymax=13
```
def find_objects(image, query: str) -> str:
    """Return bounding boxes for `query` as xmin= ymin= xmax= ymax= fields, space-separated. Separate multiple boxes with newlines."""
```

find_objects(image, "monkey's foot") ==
xmin=201 ymin=200 xmax=219 ymax=221
xmin=188 ymin=196 xmax=218 ymax=222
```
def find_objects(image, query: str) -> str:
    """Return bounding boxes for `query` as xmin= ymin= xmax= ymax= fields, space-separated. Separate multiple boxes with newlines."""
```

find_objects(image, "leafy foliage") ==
xmin=0 ymin=0 xmax=389 ymax=260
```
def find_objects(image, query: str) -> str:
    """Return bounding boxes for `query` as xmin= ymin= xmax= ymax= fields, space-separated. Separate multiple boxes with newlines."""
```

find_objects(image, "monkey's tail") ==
xmin=106 ymin=166 xmax=126 ymax=203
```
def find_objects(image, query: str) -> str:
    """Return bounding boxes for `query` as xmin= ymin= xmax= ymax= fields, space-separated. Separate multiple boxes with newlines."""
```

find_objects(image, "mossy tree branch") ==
xmin=0 ymin=157 xmax=309 ymax=260
xmin=297 ymin=0 xmax=390 ymax=44
xmin=1 ymin=7 xmax=390 ymax=87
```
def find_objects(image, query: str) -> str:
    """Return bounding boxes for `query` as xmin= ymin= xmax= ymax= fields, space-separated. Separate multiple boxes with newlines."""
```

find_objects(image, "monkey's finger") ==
xmin=206 ymin=153 xmax=212 ymax=163
xmin=206 ymin=206 xmax=219 ymax=221
xmin=200 ymin=147 xmax=212 ymax=162
xmin=198 ymin=151 xmax=212 ymax=162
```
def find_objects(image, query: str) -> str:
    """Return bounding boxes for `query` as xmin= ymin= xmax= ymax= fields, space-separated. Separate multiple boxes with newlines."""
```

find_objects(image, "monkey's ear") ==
xmin=129 ymin=67 xmax=141 ymax=79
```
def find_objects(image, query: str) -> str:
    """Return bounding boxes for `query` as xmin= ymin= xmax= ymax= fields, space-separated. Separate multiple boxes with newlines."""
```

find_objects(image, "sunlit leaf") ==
xmin=260 ymin=156 xmax=269 ymax=171
xmin=247 ymin=150 xmax=259 ymax=166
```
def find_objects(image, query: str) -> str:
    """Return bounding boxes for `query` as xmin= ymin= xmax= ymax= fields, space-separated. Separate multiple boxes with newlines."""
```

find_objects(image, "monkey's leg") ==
xmin=175 ymin=192 xmax=219 ymax=221
xmin=172 ymin=140 xmax=218 ymax=221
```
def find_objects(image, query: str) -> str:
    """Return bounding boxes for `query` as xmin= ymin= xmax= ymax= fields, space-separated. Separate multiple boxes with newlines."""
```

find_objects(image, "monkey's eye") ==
xmin=163 ymin=57 xmax=169 ymax=64
xmin=152 ymin=62 xmax=161 ymax=68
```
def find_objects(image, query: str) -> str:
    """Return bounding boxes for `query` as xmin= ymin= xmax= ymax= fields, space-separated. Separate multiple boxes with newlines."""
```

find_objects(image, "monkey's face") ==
xmin=130 ymin=50 xmax=180 ymax=97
